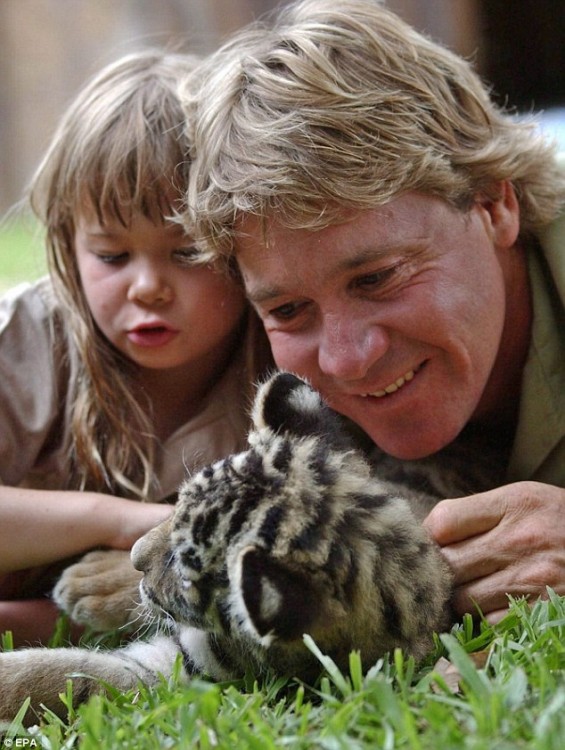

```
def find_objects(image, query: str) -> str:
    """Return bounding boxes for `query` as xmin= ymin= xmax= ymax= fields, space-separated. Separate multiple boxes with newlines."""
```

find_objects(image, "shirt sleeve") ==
xmin=0 ymin=279 xmax=64 ymax=486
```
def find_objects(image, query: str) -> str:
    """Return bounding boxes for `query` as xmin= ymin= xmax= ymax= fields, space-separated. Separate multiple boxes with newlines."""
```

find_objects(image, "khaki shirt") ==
xmin=507 ymin=209 xmax=565 ymax=486
xmin=0 ymin=277 xmax=271 ymax=499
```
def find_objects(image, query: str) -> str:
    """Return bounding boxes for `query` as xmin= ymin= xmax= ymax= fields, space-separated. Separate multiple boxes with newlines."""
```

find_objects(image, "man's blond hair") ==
xmin=184 ymin=0 xmax=565 ymax=262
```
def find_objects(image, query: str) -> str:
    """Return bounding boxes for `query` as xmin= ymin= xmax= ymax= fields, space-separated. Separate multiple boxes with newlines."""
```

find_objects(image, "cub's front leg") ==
xmin=53 ymin=550 xmax=144 ymax=631
xmin=0 ymin=635 xmax=183 ymax=724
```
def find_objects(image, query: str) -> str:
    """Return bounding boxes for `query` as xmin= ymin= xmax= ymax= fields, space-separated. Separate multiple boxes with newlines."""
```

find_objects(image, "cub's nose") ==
xmin=131 ymin=520 xmax=170 ymax=572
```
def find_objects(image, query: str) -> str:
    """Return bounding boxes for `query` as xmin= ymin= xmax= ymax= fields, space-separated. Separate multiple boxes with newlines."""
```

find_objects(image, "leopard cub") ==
xmin=2 ymin=372 xmax=496 ymax=722
xmin=134 ymin=372 xmax=455 ymax=681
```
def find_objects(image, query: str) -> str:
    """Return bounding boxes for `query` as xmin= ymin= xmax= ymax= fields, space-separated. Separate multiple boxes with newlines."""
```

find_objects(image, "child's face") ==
xmin=74 ymin=209 xmax=246 ymax=375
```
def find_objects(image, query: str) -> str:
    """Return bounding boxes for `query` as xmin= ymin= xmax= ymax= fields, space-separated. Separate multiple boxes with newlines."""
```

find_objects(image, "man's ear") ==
xmin=476 ymin=180 xmax=520 ymax=249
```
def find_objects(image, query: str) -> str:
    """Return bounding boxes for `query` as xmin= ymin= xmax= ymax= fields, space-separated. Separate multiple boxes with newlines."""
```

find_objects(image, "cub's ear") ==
xmin=252 ymin=372 xmax=322 ymax=433
xmin=235 ymin=546 xmax=320 ymax=643
xmin=251 ymin=371 xmax=371 ymax=452
xmin=251 ymin=372 xmax=347 ymax=447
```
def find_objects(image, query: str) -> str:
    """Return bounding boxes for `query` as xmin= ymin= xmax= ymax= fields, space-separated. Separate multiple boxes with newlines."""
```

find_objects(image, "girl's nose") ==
xmin=317 ymin=313 xmax=389 ymax=382
xmin=128 ymin=265 xmax=173 ymax=305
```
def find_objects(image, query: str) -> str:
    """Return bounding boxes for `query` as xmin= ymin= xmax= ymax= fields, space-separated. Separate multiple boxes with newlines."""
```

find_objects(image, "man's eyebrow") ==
xmin=339 ymin=244 xmax=395 ymax=270
xmin=245 ymin=283 xmax=284 ymax=305
xmin=244 ymin=245 xmax=401 ymax=304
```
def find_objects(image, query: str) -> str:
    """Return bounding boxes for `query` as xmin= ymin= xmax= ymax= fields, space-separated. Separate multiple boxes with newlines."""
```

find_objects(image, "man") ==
xmin=184 ymin=0 xmax=565 ymax=622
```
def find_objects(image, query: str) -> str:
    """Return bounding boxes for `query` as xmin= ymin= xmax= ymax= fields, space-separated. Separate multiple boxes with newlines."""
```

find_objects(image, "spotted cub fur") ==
xmin=0 ymin=372 xmax=498 ymax=723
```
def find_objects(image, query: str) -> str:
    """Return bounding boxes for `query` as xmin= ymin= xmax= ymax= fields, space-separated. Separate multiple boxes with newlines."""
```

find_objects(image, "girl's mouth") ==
xmin=127 ymin=325 xmax=178 ymax=348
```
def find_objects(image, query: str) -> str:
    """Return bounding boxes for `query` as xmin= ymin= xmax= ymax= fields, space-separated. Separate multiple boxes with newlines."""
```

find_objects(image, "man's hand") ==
xmin=424 ymin=481 xmax=565 ymax=622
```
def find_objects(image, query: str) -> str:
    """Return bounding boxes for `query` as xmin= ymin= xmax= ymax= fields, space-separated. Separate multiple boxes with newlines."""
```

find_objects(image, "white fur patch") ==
xmin=227 ymin=545 xmax=276 ymax=647
xmin=177 ymin=626 xmax=234 ymax=680
xmin=289 ymin=385 xmax=322 ymax=413
xmin=122 ymin=635 xmax=184 ymax=678
xmin=258 ymin=576 xmax=283 ymax=621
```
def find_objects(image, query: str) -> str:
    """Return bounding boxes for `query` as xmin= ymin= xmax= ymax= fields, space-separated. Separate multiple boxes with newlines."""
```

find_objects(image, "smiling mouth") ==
xmin=361 ymin=363 xmax=424 ymax=398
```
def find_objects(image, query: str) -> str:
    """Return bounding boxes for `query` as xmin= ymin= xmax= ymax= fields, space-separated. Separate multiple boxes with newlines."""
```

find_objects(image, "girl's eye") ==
xmin=173 ymin=246 xmax=201 ymax=265
xmin=96 ymin=252 xmax=128 ymax=264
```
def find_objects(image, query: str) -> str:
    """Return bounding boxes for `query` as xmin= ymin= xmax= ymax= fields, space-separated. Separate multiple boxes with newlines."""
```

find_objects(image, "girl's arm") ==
xmin=0 ymin=486 xmax=173 ymax=573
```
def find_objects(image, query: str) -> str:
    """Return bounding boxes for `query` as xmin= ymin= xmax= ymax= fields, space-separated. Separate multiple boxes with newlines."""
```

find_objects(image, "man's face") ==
xmin=237 ymin=191 xmax=521 ymax=459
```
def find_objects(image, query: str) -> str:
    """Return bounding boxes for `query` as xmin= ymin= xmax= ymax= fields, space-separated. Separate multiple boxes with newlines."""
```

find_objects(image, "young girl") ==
xmin=0 ymin=50 xmax=272 ymax=645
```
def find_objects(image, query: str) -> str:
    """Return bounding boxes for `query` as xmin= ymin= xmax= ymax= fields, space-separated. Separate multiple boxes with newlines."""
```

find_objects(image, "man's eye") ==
xmin=269 ymin=301 xmax=304 ymax=320
xmin=355 ymin=265 xmax=398 ymax=289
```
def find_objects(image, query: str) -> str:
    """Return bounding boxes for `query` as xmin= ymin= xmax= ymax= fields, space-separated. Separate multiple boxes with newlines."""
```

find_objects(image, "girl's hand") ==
xmin=107 ymin=499 xmax=174 ymax=550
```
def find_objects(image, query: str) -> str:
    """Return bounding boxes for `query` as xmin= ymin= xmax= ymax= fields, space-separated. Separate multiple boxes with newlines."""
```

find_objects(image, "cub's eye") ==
xmin=173 ymin=246 xmax=201 ymax=265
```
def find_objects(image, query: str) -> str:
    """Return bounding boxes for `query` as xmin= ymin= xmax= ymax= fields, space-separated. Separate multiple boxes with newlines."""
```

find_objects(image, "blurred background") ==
xmin=1 ymin=0 xmax=564 ymax=288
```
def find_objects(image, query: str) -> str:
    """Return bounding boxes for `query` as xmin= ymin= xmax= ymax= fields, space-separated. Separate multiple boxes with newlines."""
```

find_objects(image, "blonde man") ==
xmin=184 ymin=0 xmax=565 ymax=623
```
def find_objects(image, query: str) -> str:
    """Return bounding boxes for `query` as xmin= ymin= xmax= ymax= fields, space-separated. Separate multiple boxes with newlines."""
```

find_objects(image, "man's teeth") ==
xmin=362 ymin=369 xmax=415 ymax=398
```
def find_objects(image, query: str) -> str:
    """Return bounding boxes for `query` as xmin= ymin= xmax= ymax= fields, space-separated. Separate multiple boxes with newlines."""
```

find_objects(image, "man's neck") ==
xmin=472 ymin=241 xmax=533 ymax=432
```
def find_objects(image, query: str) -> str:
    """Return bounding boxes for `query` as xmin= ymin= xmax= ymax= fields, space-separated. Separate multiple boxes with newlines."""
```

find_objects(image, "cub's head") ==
xmin=131 ymin=371 xmax=369 ymax=643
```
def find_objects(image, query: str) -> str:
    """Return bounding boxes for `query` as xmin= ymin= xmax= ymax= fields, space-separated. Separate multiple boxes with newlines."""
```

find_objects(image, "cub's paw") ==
xmin=53 ymin=550 xmax=143 ymax=631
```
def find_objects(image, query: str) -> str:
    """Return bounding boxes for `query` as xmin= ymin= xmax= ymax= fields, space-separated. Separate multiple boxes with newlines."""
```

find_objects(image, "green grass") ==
xmin=0 ymin=214 xmax=47 ymax=293
xmin=2 ymin=592 xmax=565 ymax=748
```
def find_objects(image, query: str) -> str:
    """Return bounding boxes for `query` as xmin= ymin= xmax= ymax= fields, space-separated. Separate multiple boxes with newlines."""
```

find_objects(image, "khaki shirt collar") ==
xmin=507 ymin=213 xmax=565 ymax=482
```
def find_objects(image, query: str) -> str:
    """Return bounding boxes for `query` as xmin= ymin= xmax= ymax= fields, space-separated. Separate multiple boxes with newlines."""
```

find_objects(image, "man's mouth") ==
xmin=360 ymin=363 xmax=424 ymax=398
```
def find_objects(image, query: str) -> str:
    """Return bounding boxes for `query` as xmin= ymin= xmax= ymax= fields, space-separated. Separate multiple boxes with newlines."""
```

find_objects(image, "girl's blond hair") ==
xmin=185 ymin=0 xmax=565 ymax=261
xmin=30 ymin=49 xmax=199 ymax=499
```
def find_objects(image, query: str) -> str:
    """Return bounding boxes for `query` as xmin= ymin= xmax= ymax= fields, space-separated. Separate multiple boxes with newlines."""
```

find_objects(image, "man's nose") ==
xmin=317 ymin=313 xmax=389 ymax=381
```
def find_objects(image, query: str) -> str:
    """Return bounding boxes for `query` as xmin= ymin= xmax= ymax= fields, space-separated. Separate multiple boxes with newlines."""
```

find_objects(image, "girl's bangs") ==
xmin=84 ymin=172 xmax=180 ymax=227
